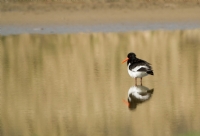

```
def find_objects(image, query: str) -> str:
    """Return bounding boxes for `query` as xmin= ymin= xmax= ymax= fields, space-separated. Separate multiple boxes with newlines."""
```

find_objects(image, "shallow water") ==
xmin=1 ymin=22 xmax=200 ymax=35
xmin=1 ymin=29 xmax=200 ymax=136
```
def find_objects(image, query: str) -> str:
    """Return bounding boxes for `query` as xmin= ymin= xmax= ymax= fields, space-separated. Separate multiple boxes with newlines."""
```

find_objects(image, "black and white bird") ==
xmin=122 ymin=52 xmax=154 ymax=85
xmin=123 ymin=85 xmax=154 ymax=110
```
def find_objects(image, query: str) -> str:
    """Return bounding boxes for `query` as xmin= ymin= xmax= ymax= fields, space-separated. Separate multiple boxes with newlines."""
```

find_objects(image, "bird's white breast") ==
xmin=127 ymin=63 xmax=148 ymax=78
xmin=128 ymin=86 xmax=151 ymax=101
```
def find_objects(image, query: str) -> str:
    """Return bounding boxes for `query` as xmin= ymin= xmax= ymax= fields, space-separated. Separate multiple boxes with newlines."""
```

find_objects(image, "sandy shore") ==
xmin=1 ymin=2 xmax=200 ymax=26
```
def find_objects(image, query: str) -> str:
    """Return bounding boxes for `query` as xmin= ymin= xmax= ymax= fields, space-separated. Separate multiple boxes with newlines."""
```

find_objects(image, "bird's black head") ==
xmin=127 ymin=97 xmax=137 ymax=110
xmin=122 ymin=52 xmax=137 ymax=64
xmin=127 ymin=52 xmax=136 ymax=59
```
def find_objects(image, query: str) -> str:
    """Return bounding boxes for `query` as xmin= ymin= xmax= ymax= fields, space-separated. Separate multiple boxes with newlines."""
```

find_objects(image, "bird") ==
xmin=123 ymin=85 xmax=154 ymax=110
xmin=122 ymin=52 xmax=154 ymax=85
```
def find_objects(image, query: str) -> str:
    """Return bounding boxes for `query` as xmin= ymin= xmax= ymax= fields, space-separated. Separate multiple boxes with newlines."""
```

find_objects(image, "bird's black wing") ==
xmin=129 ymin=58 xmax=152 ymax=71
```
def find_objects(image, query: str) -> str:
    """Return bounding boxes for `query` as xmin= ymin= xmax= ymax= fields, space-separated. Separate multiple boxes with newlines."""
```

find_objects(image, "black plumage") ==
xmin=127 ymin=53 xmax=153 ymax=75
xmin=122 ymin=52 xmax=154 ymax=85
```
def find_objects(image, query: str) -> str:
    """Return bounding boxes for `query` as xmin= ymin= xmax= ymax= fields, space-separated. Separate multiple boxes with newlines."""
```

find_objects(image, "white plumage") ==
xmin=126 ymin=85 xmax=154 ymax=110
xmin=127 ymin=63 xmax=148 ymax=78
xmin=122 ymin=52 xmax=154 ymax=85
xmin=128 ymin=85 xmax=152 ymax=101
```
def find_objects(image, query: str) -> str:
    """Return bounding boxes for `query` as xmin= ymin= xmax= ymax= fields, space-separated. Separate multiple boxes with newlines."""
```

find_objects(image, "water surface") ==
xmin=1 ymin=22 xmax=200 ymax=35
xmin=1 ymin=29 xmax=200 ymax=136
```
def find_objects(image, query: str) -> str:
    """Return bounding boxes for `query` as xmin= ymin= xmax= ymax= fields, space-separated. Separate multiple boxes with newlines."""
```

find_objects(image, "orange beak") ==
xmin=123 ymin=99 xmax=130 ymax=107
xmin=122 ymin=58 xmax=129 ymax=64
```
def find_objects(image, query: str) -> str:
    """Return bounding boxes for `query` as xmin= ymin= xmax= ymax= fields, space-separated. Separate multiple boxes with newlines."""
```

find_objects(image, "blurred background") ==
xmin=1 ymin=1 xmax=200 ymax=136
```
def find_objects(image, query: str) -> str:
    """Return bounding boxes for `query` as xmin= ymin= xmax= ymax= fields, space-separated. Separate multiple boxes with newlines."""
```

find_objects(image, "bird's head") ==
xmin=122 ymin=52 xmax=136 ymax=64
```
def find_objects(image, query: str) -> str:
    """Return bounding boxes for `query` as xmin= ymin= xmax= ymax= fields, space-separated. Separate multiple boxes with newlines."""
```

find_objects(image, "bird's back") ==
xmin=128 ymin=58 xmax=152 ymax=71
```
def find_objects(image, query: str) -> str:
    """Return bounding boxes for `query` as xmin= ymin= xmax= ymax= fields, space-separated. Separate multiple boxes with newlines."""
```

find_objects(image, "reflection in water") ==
xmin=124 ymin=85 xmax=154 ymax=110
xmin=1 ymin=29 xmax=200 ymax=136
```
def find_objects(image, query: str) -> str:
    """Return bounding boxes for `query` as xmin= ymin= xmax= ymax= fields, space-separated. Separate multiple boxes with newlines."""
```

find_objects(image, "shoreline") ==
xmin=1 ymin=2 xmax=200 ymax=34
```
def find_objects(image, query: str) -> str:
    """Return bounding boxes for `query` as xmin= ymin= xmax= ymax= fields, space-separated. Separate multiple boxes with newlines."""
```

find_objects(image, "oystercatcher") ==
xmin=123 ymin=85 xmax=154 ymax=110
xmin=122 ymin=52 xmax=154 ymax=85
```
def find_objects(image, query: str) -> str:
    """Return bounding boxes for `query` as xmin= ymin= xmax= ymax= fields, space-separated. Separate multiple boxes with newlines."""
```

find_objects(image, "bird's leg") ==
xmin=135 ymin=78 xmax=137 ymax=86
xmin=140 ymin=78 xmax=142 ymax=85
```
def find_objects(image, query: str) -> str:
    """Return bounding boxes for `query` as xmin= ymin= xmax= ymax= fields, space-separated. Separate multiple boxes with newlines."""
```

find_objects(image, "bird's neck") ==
xmin=127 ymin=58 xmax=137 ymax=65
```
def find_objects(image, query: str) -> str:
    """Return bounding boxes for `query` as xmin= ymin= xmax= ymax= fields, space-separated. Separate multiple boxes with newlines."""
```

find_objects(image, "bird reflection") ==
xmin=124 ymin=85 xmax=154 ymax=110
